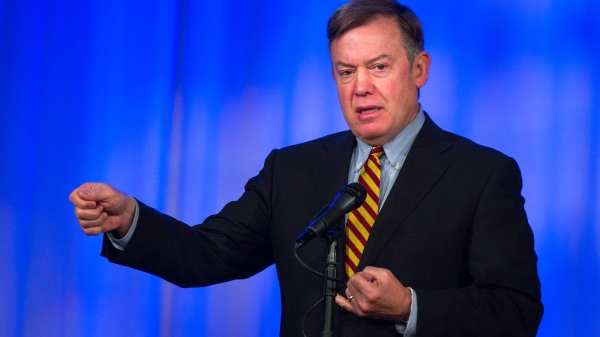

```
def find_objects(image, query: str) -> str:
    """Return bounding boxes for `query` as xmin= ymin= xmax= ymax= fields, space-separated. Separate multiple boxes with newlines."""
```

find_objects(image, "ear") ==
xmin=412 ymin=51 xmax=431 ymax=89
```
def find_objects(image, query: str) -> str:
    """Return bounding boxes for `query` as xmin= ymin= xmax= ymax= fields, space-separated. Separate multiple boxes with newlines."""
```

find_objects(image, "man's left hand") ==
xmin=335 ymin=266 xmax=412 ymax=322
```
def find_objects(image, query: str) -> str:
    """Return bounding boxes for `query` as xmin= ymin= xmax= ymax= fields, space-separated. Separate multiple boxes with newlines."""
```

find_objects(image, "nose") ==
xmin=354 ymin=67 xmax=373 ymax=97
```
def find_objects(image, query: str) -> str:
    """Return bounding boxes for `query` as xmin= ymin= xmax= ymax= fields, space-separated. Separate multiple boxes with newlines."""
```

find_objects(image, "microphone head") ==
xmin=342 ymin=182 xmax=367 ymax=209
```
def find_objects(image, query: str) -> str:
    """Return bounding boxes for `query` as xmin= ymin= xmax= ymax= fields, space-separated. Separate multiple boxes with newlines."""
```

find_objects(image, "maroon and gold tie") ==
xmin=345 ymin=146 xmax=384 ymax=279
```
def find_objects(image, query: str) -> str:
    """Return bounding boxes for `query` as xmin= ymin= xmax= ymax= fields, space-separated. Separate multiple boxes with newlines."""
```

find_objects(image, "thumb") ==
xmin=77 ymin=187 xmax=103 ymax=201
xmin=77 ymin=183 xmax=112 ymax=202
xmin=361 ymin=267 xmax=379 ymax=281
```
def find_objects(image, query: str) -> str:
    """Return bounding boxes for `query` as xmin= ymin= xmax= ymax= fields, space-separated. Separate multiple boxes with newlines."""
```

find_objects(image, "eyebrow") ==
xmin=334 ymin=54 xmax=393 ymax=68
xmin=366 ymin=54 xmax=393 ymax=65
xmin=335 ymin=60 xmax=355 ymax=68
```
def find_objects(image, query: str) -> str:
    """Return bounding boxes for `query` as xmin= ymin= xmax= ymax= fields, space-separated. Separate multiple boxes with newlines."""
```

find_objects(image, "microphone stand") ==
xmin=321 ymin=233 xmax=339 ymax=337
xmin=294 ymin=182 xmax=366 ymax=336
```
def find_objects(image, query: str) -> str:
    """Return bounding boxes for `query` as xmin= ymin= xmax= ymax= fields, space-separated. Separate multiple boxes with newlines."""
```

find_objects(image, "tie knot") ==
xmin=370 ymin=146 xmax=384 ymax=159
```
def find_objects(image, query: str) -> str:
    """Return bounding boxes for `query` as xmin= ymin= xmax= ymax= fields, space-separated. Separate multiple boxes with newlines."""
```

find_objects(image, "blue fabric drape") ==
xmin=0 ymin=0 xmax=598 ymax=336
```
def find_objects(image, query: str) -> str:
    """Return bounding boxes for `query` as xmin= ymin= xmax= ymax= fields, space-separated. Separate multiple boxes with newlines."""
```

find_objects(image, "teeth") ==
xmin=361 ymin=108 xmax=379 ymax=114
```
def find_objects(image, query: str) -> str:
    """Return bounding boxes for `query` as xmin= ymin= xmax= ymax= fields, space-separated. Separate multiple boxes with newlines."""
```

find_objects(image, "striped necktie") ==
xmin=345 ymin=146 xmax=384 ymax=279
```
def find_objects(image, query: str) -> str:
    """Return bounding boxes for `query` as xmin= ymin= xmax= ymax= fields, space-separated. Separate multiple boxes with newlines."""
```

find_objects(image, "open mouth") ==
xmin=357 ymin=106 xmax=381 ymax=115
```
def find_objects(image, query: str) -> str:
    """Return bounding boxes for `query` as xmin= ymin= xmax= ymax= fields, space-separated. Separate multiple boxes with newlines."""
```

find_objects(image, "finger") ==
xmin=348 ymin=271 xmax=377 ymax=294
xmin=78 ymin=212 xmax=108 ymax=229
xmin=69 ymin=189 xmax=97 ymax=209
xmin=363 ymin=265 xmax=388 ymax=275
xmin=346 ymin=279 xmax=368 ymax=308
xmin=81 ymin=225 xmax=105 ymax=236
xmin=345 ymin=287 xmax=352 ymax=298
xmin=335 ymin=294 xmax=356 ymax=314
xmin=361 ymin=271 xmax=376 ymax=282
xmin=363 ymin=266 xmax=404 ymax=289
xmin=343 ymin=286 xmax=369 ymax=317
xmin=361 ymin=266 xmax=387 ymax=282
xmin=346 ymin=276 xmax=361 ymax=297
xmin=74 ymin=204 xmax=104 ymax=221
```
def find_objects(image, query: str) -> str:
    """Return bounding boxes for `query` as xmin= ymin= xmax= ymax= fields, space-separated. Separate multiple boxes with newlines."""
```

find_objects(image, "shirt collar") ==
xmin=353 ymin=105 xmax=426 ymax=173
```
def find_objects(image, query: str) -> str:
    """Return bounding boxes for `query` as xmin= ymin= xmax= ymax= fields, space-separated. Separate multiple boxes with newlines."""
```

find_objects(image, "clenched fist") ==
xmin=69 ymin=182 xmax=136 ymax=237
xmin=335 ymin=266 xmax=412 ymax=322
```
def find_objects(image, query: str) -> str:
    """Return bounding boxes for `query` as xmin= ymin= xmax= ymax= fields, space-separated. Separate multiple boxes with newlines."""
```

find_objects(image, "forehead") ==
xmin=330 ymin=17 xmax=405 ymax=64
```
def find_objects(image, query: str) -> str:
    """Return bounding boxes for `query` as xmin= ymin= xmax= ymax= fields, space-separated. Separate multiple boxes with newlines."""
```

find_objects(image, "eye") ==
xmin=374 ymin=64 xmax=387 ymax=71
xmin=339 ymin=69 xmax=354 ymax=77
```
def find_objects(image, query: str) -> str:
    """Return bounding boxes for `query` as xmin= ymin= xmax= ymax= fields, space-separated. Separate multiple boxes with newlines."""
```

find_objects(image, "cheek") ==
xmin=337 ymin=87 xmax=354 ymax=112
xmin=339 ymin=84 xmax=353 ymax=100
xmin=387 ymin=82 xmax=403 ymax=100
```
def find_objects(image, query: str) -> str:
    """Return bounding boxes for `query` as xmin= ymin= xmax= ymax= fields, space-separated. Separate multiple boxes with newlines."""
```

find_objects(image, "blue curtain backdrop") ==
xmin=0 ymin=0 xmax=598 ymax=336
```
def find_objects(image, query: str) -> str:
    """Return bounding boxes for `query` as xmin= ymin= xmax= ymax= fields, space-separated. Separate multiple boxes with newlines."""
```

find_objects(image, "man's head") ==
xmin=328 ymin=0 xmax=430 ymax=146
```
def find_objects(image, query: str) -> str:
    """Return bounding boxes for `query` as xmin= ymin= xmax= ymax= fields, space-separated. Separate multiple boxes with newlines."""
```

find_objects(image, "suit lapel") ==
xmin=357 ymin=114 xmax=452 ymax=270
xmin=309 ymin=132 xmax=356 ymax=218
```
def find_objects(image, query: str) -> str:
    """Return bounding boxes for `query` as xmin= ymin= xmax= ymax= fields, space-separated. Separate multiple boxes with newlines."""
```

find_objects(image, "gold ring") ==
xmin=348 ymin=295 xmax=354 ymax=302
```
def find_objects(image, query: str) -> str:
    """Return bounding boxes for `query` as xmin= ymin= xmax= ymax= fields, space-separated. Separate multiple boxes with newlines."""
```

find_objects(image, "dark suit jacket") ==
xmin=102 ymin=114 xmax=543 ymax=336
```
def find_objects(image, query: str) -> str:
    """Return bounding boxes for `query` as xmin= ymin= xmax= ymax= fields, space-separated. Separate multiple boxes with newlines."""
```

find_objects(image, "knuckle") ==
xmin=74 ymin=208 xmax=86 ymax=217
xmin=355 ymin=305 xmax=369 ymax=317
xmin=363 ymin=291 xmax=380 ymax=304
xmin=78 ymin=212 xmax=95 ymax=222
xmin=91 ymin=226 xmax=103 ymax=236
xmin=79 ymin=220 xmax=93 ymax=228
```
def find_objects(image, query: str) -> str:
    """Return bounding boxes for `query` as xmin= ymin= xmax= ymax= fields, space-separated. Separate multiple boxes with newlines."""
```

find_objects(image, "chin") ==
xmin=355 ymin=127 xmax=386 ymax=140
xmin=357 ymin=133 xmax=386 ymax=145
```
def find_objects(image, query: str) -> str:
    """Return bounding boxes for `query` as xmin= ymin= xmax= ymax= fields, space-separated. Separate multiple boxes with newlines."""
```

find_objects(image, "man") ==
xmin=70 ymin=1 xmax=543 ymax=336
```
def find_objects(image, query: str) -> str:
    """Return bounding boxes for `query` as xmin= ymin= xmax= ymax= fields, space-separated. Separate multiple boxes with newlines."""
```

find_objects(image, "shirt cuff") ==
xmin=395 ymin=287 xmax=417 ymax=336
xmin=106 ymin=198 xmax=139 ymax=251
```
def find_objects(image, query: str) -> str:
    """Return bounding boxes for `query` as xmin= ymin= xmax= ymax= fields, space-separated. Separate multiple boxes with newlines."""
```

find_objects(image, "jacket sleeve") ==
xmin=100 ymin=149 xmax=279 ymax=288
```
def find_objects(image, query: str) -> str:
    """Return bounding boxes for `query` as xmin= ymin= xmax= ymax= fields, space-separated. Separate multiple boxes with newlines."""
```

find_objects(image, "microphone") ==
xmin=294 ymin=182 xmax=367 ymax=249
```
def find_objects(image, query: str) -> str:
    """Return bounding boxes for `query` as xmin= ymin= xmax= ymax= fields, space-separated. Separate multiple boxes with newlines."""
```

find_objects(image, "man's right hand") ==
xmin=69 ymin=183 xmax=136 ymax=237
